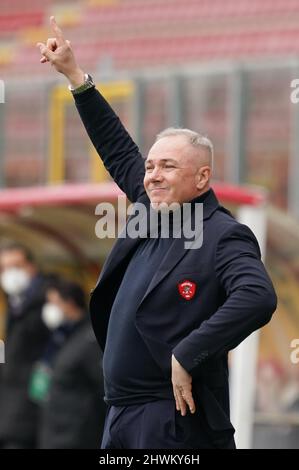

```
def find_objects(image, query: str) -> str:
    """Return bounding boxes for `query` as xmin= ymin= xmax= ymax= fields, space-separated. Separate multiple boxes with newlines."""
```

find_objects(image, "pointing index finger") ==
xmin=50 ymin=16 xmax=65 ymax=45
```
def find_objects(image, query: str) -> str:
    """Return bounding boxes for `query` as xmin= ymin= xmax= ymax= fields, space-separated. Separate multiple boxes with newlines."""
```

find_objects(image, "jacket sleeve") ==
xmin=73 ymin=87 xmax=146 ymax=203
xmin=172 ymin=223 xmax=277 ymax=375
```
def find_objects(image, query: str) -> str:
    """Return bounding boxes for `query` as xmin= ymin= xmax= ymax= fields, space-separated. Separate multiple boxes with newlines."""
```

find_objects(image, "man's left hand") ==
xmin=171 ymin=354 xmax=196 ymax=416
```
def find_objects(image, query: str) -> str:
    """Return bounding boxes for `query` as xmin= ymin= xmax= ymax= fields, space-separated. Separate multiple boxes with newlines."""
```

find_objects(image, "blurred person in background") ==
xmin=256 ymin=360 xmax=285 ymax=413
xmin=0 ymin=243 xmax=50 ymax=449
xmin=30 ymin=278 xmax=106 ymax=449
xmin=37 ymin=17 xmax=277 ymax=449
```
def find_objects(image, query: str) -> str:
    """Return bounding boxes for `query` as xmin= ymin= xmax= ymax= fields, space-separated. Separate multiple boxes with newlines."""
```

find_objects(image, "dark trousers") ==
xmin=100 ymin=398 xmax=221 ymax=449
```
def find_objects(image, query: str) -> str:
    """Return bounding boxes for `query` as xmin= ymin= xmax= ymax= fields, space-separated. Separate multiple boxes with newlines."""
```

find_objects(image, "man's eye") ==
xmin=145 ymin=167 xmax=153 ymax=172
xmin=165 ymin=165 xmax=175 ymax=169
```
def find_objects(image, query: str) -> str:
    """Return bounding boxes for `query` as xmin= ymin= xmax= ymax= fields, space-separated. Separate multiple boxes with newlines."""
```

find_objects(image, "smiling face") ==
xmin=143 ymin=135 xmax=212 ymax=208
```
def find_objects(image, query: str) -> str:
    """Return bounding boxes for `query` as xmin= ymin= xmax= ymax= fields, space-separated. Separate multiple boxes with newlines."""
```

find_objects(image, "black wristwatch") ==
xmin=68 ymin=73 xmax=95 ymax=95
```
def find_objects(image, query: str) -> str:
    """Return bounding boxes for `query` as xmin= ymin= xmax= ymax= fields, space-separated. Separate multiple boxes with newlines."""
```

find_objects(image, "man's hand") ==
xmin=171 ymin=354 xmax=196 ymax=416
xmin=36 ymin=16 xmax=85 ymax=88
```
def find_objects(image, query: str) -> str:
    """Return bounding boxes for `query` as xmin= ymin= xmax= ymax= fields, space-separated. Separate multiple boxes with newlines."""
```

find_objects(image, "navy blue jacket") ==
xmin=74 ymin=87 xmax=277 ymax=447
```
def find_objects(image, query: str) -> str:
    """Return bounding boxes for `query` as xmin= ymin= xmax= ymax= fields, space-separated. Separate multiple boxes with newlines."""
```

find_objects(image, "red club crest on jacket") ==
xmin=177 ymin=280 xmax=196 ymax=300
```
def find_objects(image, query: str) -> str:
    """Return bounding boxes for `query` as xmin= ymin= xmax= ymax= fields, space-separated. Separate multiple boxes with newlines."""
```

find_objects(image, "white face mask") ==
xmin=42 ymin=303 xmax=65 ymax=330
xmin=0 ymin=268 xmax=31 ymax=296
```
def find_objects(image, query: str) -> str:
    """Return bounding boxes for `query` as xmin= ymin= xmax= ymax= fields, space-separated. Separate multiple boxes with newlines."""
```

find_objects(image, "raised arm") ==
xmin=37 ymin=16 xmax=146 ymax=203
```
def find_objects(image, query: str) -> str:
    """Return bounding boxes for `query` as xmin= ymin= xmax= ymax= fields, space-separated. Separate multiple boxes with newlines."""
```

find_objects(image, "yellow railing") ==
xmin=49 ymin=80 xmax=134 ymax=184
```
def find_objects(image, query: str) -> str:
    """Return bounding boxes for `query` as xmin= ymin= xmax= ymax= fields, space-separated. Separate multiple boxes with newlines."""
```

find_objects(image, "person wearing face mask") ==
xmin=33 ymin=279 xmax=106 ymax=449
xmin=0 ymin=243 xmax=51 ymax=449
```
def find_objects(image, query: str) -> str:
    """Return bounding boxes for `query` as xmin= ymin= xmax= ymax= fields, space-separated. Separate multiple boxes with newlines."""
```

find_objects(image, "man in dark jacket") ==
xmin=36 ymin=279 xmax=106 ymax=449
xmin=0 ymin=243 xmax=50 ymax=449
xmin=37 ymin=17 xmax=277 ymax=449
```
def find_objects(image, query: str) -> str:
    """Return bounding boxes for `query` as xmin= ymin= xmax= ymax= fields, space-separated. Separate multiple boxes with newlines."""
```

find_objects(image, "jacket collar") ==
xmin=195 ymin=187 xmax=220 ymax=220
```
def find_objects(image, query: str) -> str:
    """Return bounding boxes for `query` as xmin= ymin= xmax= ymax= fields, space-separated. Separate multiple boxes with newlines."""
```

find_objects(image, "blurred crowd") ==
xmin=0 ymin=241 xmax=298 ymax=449
xmin=0 ymin=243 xmax=107 ymax=449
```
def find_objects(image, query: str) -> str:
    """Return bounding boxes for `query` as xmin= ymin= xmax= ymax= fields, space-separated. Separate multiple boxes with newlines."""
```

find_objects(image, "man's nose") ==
xmin=150 ymin=167 xmax=163 ymax=181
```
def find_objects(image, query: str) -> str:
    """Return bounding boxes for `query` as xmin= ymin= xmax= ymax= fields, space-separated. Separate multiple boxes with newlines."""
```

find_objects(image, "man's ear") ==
xmin=196 ymin=166 xmax=211 ymax=190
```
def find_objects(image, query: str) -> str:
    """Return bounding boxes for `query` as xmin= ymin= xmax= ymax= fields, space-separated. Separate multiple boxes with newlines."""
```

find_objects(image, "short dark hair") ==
xmin=47 ymin=278 xmax=87 ymax=311
xmin=0 ymin=242 xmax=35 ymax=263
